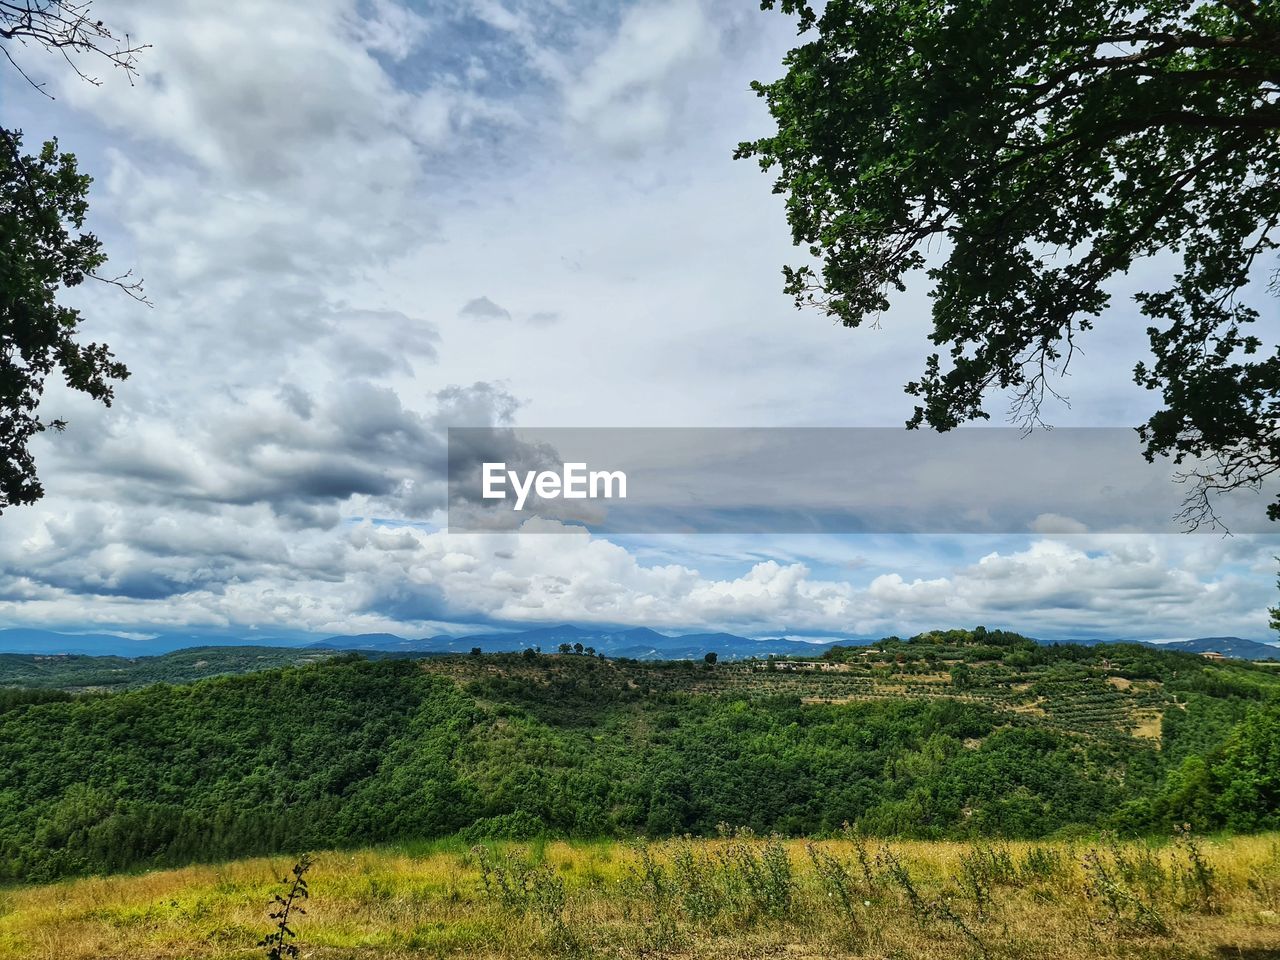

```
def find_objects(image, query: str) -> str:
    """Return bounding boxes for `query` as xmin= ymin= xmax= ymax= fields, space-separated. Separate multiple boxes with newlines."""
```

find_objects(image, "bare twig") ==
xmin=0 ymin=0 xmax=149 ymax=94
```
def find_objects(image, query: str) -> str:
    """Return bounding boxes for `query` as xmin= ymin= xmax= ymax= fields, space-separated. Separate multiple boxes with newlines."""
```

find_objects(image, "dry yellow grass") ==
xmin=0 ymin=834 xmax=1276 ymax=960
xmin=1130 ymin=708 xmax=1165 ymax=743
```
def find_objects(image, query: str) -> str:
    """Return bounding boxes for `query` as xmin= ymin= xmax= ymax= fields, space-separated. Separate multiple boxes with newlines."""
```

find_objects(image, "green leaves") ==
xmin=741 ymin=0 xmax=1280 ymax=525
xmin=0 ymin=129 xmax=131 ymax=511
xmin=0 ymin=647 xmax=1274 ymax=881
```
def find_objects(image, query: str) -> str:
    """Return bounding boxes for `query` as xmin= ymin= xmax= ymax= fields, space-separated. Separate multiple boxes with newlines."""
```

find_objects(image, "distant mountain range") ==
xmin=0 ymin=625 xmax=838 ymax=660
xmin=1 ymin=625 xmax=1276 ymax=661
xmin=306 ymin=625 xmax=839 ymax=661
xmin=0 ymin=629 xmax=304 ymax=657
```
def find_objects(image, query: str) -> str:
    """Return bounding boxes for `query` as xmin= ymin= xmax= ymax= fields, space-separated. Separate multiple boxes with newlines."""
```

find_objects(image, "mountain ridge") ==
xmin=2 ymin=625 xmax=1277 ymax=660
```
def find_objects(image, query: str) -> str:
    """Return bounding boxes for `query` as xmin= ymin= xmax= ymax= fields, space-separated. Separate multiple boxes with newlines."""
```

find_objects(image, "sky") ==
xmin=0 ymin=0 xmax=1277 ymax=646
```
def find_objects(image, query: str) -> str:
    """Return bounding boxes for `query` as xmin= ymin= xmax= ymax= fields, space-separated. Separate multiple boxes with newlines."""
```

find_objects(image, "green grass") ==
xmin=1 ymin=833 xmax=1277 ymax=959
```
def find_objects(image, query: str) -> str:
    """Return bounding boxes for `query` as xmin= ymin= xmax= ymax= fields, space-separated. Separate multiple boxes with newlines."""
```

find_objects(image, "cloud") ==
xmin=460 ymin=296 xmax=513 ymax=321
xmin=3 ymin=506 xmax=1274 ymax=641
xmin=356 ymin=0 xmax=433 ymax=60
xmin=0 ymin=0 xmax=1273 ymax=648
xmin=564 ymin=0 xmax=719 ymax=151
xmin=1029 ymin=513 xmax=1091 ymax=535
xmin=0 ymin=0 xmax=531 ymax=633
xmin=458 ymin=298 xmax=562 ymax=326
xmin=42 ymin=0 xmax=421 ymax=188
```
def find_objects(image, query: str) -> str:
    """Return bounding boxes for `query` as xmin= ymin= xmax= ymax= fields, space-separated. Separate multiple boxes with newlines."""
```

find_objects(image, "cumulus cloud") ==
xmin=0 ymin=0 xmax=523 ymax=623
xmin=0 ymin=0 xmax=1273 ymax=646
xmin=4 ymin=509 xmax=1275 ymax=641
xmin=46 ymin=0 xmax=422 ymax=186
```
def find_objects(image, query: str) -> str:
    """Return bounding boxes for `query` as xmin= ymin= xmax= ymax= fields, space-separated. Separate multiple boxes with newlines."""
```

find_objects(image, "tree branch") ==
xmin=0 ymin=0 xmax=148 ymax=91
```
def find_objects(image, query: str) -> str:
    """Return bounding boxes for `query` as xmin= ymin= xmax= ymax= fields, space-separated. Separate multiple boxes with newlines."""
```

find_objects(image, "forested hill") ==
xmin=0 ymin=645 xmax=343 ymax=692
xmin=0 ymin=631 xmax=1277 ymax=881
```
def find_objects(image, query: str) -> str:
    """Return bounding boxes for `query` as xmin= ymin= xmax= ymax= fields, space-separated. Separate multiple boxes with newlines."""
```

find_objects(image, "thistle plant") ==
xmin=259 ymin=854 xmax=313 ymax=960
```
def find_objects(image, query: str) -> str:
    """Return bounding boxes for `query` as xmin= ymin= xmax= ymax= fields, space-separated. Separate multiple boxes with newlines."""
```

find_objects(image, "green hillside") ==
xmin=0 ymin=631 xmax=1277 ymax=882
xmin=0 ymin=646 xmax=340 ymax=692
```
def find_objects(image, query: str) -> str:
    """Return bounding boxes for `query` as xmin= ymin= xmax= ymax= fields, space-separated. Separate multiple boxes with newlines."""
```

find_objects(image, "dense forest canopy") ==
xmin=0 ymin=634 xmax=1277 ymax=881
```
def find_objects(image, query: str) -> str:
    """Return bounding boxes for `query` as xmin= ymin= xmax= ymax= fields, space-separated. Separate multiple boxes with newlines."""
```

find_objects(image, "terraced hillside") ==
xmin=0 ymin=630 xmax=1276 ymax=882
xmin=417 ymin=629 xmax=1277 ymax=747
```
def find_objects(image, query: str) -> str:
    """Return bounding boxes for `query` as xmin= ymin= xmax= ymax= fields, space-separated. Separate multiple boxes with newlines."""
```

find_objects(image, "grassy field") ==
xmin=0 ymin=833 xmax=1277 ymax=960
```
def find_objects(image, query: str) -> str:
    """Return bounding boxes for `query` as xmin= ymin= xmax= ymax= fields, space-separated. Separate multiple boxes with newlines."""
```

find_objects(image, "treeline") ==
xmin=1128 ymin=703 xmax=1280 ymax=832
xmin=0 ymin=651 xmax=1276 ymax=880
xmin=0 ymin=646 xmax=342 ymax=691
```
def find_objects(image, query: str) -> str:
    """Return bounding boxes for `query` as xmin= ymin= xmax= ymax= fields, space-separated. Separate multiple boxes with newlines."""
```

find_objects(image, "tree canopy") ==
xmin=0 ymin=132 xmax=130 ymax=508
xmin=737 ymin=0 xmax=1280 ymax=527
xmin=0 ymin=1 xmax=146 ymax=510
xmin=1 ymin=644 xmax=1277 ymax=880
